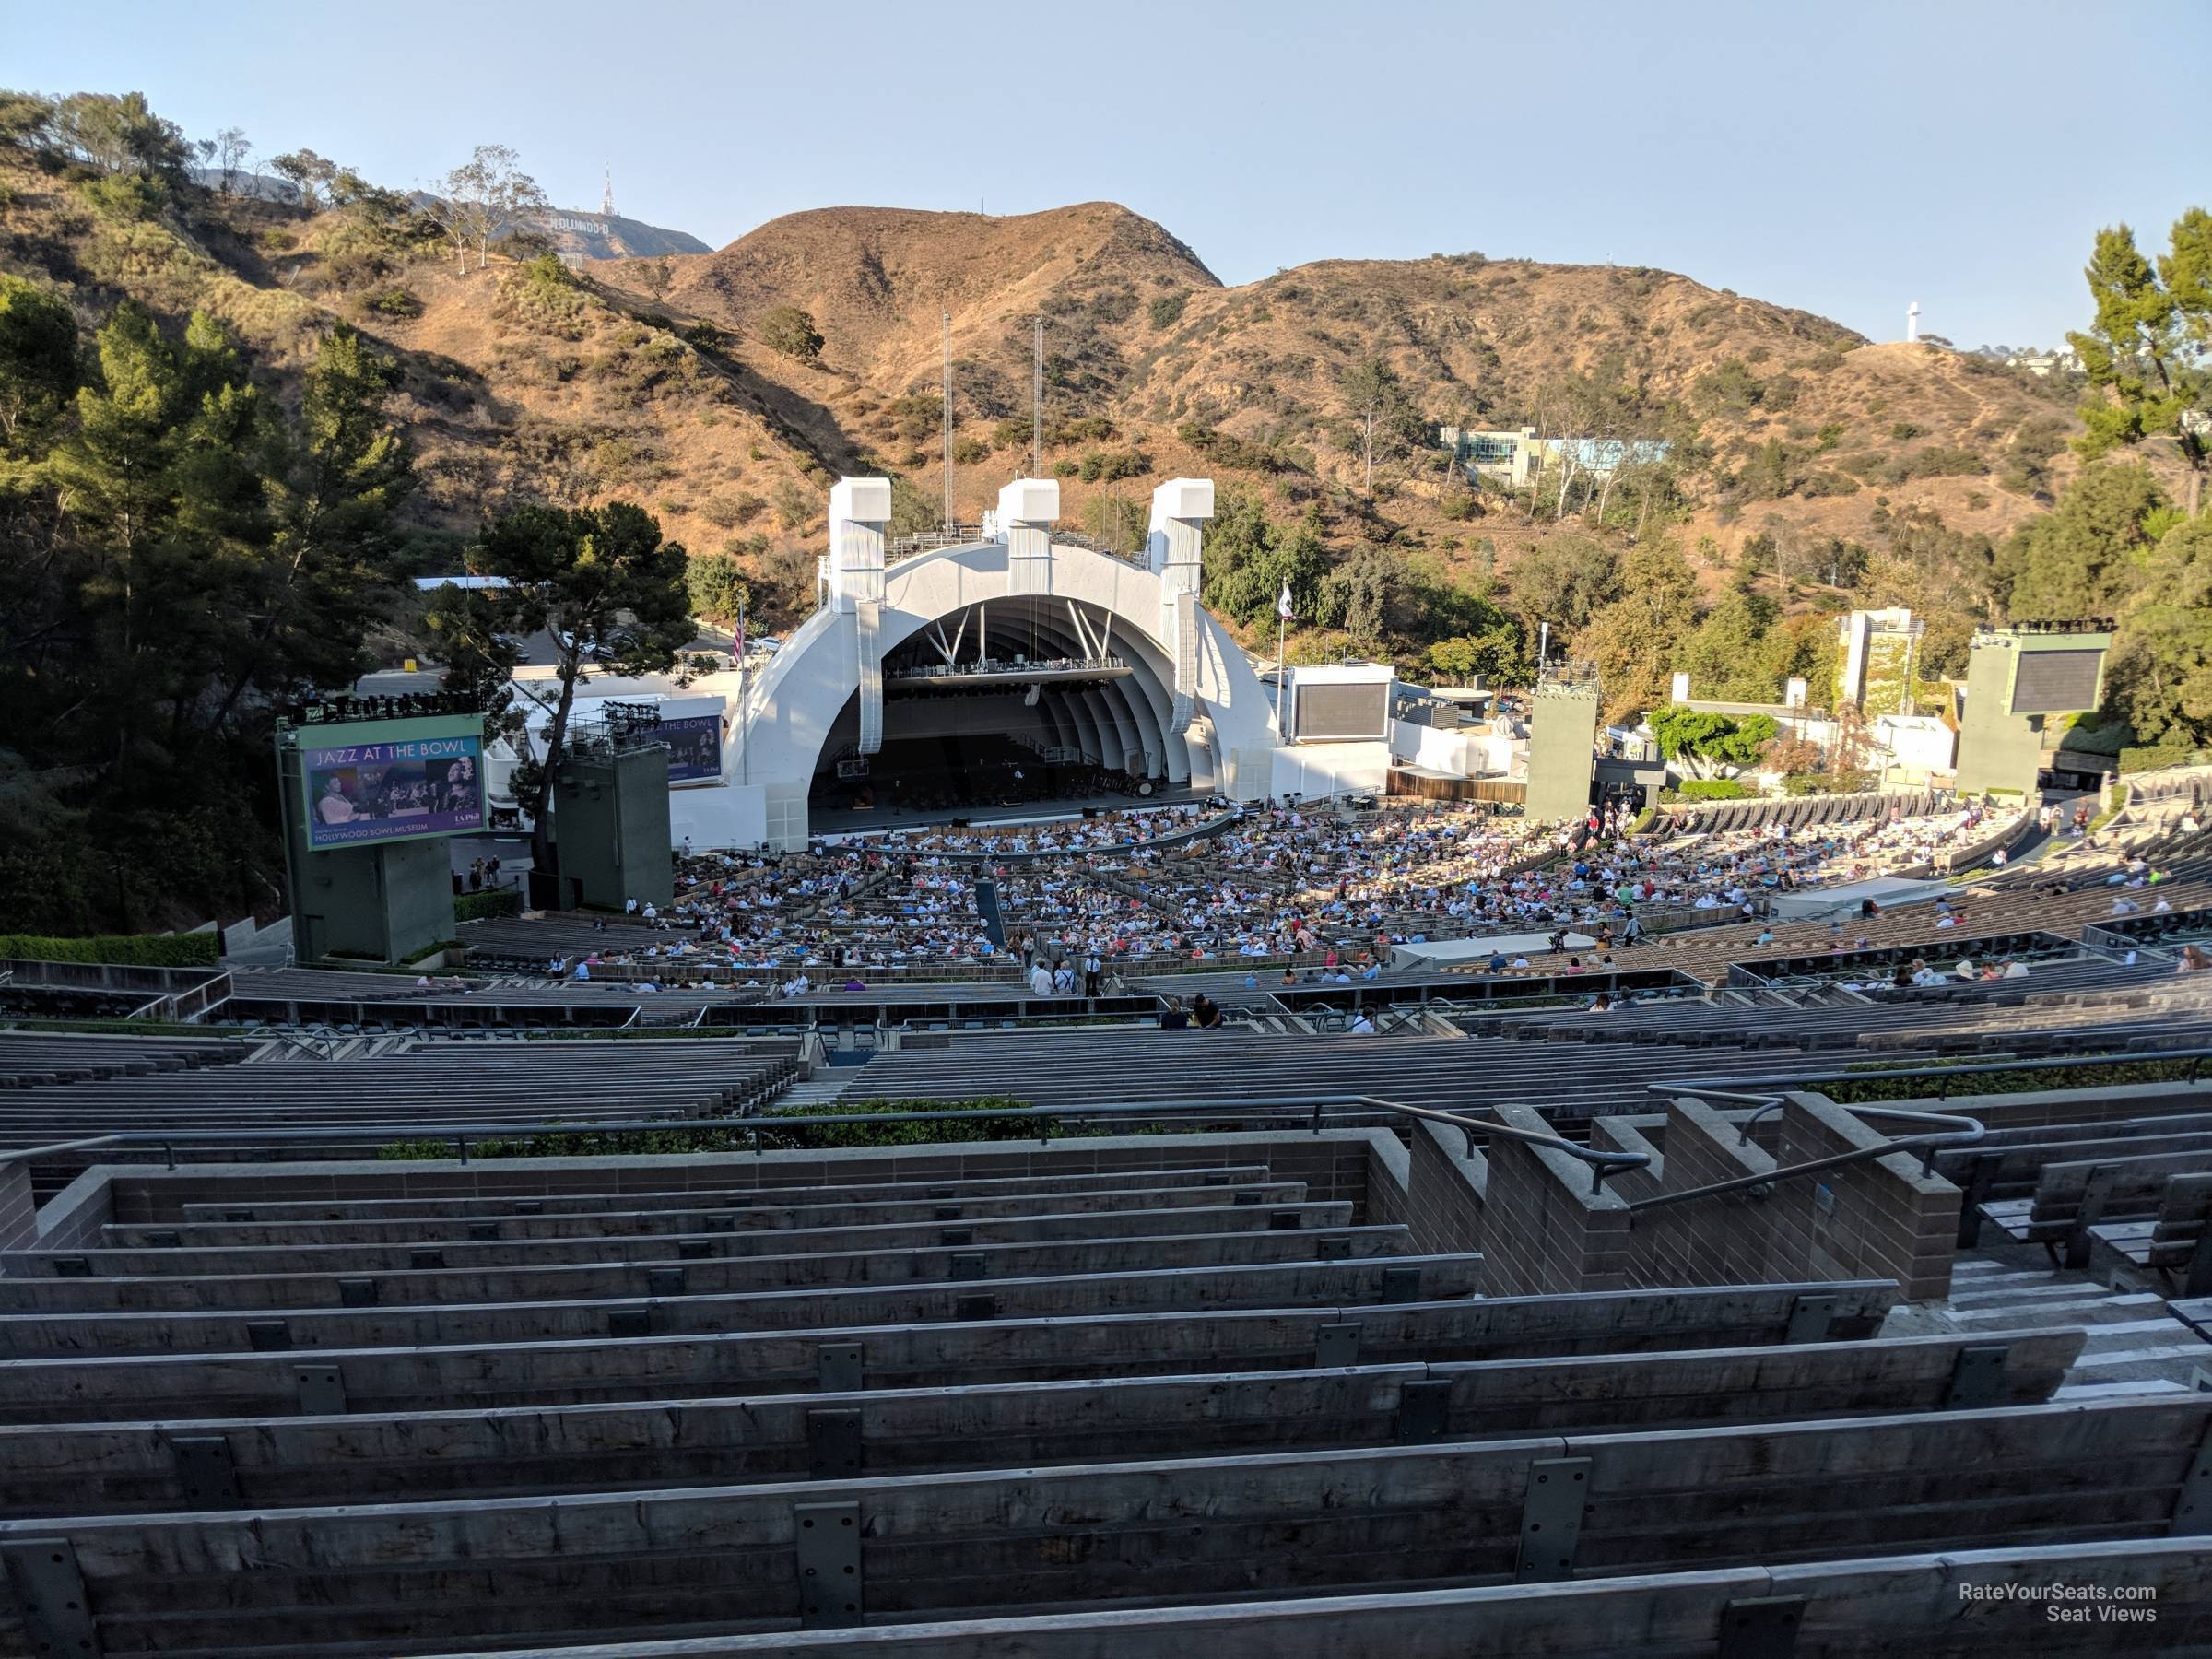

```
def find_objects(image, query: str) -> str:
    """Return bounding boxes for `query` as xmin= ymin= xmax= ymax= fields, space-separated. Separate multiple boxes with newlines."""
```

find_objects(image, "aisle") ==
xmin=974 ymin=877 xmax=1008 ymax=952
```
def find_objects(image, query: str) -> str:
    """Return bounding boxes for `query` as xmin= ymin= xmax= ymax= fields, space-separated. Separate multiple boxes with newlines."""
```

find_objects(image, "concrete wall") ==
xmin=1270 ymin=740 xmax=1391 ymax=802
xmin=1955 ymin=634 xmax=2045 ymax=794
xmin=1525 ymin=682 xmax=1599 ymax=824
xmin=551 ymin=746 xmax=674 ymax=911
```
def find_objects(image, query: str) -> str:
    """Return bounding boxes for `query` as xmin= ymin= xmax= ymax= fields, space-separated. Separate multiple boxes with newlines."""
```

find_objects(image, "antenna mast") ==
xmin=600 ymin=164 xmax=614 ymax=218
xmin=1031 ymin=318 xmax=1043 ymax=478
xmin=941 ymin=312 xmax=954 ymax=532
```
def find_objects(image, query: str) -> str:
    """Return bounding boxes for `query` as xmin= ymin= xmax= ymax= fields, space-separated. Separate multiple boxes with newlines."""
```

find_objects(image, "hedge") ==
xmin=1677 ymin=779 xmax=1749 ymax=802
xmin=2120 ymin=745 xmax=2209 ymax=774
xmin=1782 ymin=770 xmax=1876 ymax=796
xmin=453 ymin=888 xmax=521 ymax=922
xmin=376 ymin=1098 xmax=1047 ymax=1160
xmin=0 ymin=932 xmax=220 ymax=968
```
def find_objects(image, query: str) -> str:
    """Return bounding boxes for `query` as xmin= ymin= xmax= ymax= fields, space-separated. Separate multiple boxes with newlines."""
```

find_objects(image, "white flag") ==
xmin=1277 ymin=582 xmax=1295 ymax=621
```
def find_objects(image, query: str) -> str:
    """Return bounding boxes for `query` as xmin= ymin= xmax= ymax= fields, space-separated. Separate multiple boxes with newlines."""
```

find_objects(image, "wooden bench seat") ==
xmin=1 ymin=1397 xmax=2198 ymax=1656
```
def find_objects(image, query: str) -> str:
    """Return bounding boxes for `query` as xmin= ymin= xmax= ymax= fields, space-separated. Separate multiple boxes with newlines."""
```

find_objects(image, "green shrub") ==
xmin=1782 ymin=771 xmax=1875 ymax=795
xmin=360 ymin=287 xmax=422 ymax=319
xmin=453 ymin=889 xmax=521 ymax=923
xmin=1798 ymin=471 xmax=1860 ymax=498
xmin=2120 ymin=745 xmax=2208 ymax=773
xmin=0 ymin=931 xmax=220 ymax=967
xmin=375 ymin=1097 xmax=1065 ymax=1159
xmin=1077 ymin=448 xmax=1149 ymax=483
xmin=1824 ymin=1056 xmax=2203 ymax=1103
xmin=759 ymin=304 xmax=823 ymax=363
xmin=951 ymin=436 xmax=991 ymax=465
xmin=1148 ymin=293 xmax=1187 ymax=329
xmin=1677 ymin=779 xmax=1750 ymax=801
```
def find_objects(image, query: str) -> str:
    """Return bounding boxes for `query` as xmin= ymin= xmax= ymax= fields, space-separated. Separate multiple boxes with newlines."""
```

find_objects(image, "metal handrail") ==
xmin=0 ymin=1091 xmax=1650 ymax=1190
xmin=1661 ymin=1044 xmax=2212 ymax=1102
xmin=1345 ymin=1095 xmax=1648 ymax=1194
xmin=1626 ymin=1084 xmax=1985 ymax=1218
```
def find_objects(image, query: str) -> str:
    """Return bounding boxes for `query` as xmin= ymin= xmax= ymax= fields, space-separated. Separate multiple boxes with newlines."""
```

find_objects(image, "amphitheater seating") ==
xmin=15 ymin=805 xmax=2212 ymax=1653
xmin=1980 ymin=1148 xmax=2212 ymax=1266
xmin=0 ymin=1033 xmax=251 ymax=1088
xmin=4 ymin=1088 xmax=2208 ymax=1654
xmin=0 ymin=1040 xmax=799 ymax=1205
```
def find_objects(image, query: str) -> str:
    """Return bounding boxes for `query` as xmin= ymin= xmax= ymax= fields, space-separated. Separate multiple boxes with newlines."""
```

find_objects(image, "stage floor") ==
xmin=812 ymin=784 xmax=1215 ymax=837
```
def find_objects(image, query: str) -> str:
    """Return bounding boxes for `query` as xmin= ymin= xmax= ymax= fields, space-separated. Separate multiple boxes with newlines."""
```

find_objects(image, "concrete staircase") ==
xmin=775 ymin=1073 xmax=860 ymax=1108
xmin=1915 ymin=1251 xmax=2212 ymax=1400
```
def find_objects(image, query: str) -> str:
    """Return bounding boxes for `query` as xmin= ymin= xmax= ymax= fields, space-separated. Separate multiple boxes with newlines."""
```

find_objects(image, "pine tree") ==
xmin=2068 ymin=213 xmax=2211 ymax=519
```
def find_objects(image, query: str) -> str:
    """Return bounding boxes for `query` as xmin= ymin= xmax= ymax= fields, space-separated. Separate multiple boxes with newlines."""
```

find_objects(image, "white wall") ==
xmin=1270 ymin=740 xmax=1391 ymax=801
xmin=735 ymin=537 xmax=1281 ymax=847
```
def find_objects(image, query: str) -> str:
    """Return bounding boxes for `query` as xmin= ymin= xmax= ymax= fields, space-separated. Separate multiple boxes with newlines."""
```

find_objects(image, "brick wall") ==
xmin=1394 ymin=1121 xmax=1488 ymax=1256
xmin=1618 ymin=1094 xmax=1960 ymax=1300
xmin=1363 ymin=1133 xmax=1410 ymax=1230
xmin=1476 ymin=1106 xmax=1632 ymax=1295
xmin=0 ymin=1164 xmax=32 ymax=1253
xmin=0 ymin=1161 xmax=115 ymax=1262
xmin=1768 ymin=1093 xmax=1959 ymax=1300
xmin=1589 ymin=1115 xmax=1666 ymax=1205
xmin=1628 ymin=1100 xmax=1778 ymax=1289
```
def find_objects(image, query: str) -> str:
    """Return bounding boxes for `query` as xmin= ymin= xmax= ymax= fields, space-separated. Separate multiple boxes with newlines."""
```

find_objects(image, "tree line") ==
xmin=0 ymin=95 xmax=696 ymax=931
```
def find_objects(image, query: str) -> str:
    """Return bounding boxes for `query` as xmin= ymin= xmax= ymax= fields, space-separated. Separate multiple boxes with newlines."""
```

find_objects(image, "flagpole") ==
xmin=1274 ymin=606 xmax=1288 ymax=743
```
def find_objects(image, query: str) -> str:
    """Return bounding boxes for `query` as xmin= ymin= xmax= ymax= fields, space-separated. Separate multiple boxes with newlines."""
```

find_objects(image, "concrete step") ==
xmin=1945 ymin=1279 xmax=2122 ymax=1306
xmin=1947 ymin=1291 xmax=2168 ymax=1335
xmin=2054 ymin=1378 xmax=2195 ymax=1402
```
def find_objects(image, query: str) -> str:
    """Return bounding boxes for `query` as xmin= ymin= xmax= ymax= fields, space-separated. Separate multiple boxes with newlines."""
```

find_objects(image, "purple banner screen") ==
xmin=303 ymin=734 xmax=485 ymax=848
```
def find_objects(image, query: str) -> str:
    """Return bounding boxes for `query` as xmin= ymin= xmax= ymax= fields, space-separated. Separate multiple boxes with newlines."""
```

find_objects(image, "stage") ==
xmin=809 ymin=784 xmax=1218 ymax=839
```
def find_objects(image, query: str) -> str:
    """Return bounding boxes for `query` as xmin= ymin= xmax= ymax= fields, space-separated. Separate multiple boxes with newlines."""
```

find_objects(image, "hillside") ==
xmin=0 ymin=141 xmax=2096 ymax=648
xmin=602 ymin=204 xmax=2086 ymax=615
xmin=536 ymin=206 xmax=708 ymax=262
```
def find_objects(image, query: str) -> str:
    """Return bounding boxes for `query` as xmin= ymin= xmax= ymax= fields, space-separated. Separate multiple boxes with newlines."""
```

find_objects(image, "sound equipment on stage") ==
xmin=1081 ymin=807 xmax=1099 ymax=819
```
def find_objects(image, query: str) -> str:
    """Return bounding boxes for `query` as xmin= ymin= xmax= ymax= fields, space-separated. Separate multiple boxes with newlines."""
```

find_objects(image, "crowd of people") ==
xmin=512 ymin=794 xmax=2039 ymax=985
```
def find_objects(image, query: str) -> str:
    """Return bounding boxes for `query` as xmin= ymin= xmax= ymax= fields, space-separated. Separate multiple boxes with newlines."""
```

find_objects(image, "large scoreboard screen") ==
xmin=1293 ymin=681 xmax=1391 ymax=741
xmin=299 ymin=715 xmax=486 ymax=850
xmin=2009 ymin=648 xmax=2106 ymax=716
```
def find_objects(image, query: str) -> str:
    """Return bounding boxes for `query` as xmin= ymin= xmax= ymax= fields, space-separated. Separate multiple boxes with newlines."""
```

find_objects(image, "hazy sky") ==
xmin=12 ymin=0 xmax=2206 ymax=348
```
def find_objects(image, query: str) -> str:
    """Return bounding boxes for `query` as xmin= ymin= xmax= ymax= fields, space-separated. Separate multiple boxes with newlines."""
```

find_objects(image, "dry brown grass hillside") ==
xmin=597 ymin=205 xmax=2086 ymax=606
xmin=1 ymin=152 xmax=2092 ymax=637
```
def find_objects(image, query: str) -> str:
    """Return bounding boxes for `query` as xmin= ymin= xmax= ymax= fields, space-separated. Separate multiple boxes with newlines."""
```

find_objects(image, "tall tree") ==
xmin=685 ymin=552 xmax=749 ymax=632
xmin=1504 ymin=532 xmax=1622 ymax=641
xmin=2067 ymin=213 xmax=2211 ymax=518
xmin=0 ymin=275 xmax=77 ymax=465
xmin=1337 ymin=357 xmax=1423 ymax=493
xmin=432 ymin=144 xmax=550 ymax=271
xmin=427 ymin=502 xmax=705 ymax=870
xmin=213 ymin=126 xmax=251 ymax=193
xmin=1998 ymin=462 xmax=2168 ymax=620
xmin=1571 ymin=538 xmax=1701 ymax=719
xmin=49 ymin=92 xmax=186 ymax=180
xmin=267 ymin=147 xmax=339 ymax=209
xmin=2103 ymin=517 xmax=2212 ymax=748
xmin=210 ymin=324 xmax=414 ymax=725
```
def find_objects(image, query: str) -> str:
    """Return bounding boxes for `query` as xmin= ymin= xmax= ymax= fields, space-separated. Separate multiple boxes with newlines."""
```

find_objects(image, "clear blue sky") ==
xmin=13 ymin=0 xmax=2206 ymax=348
